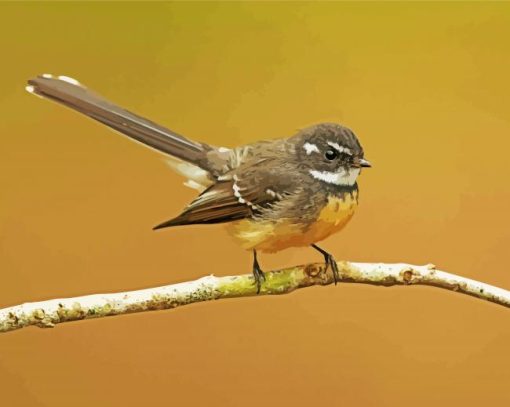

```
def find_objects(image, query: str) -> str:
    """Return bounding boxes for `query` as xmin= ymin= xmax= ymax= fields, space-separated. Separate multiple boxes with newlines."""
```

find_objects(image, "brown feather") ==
xmin=27 ymin=75 xmax=213 ymax=168
xmin=153 ymin=181 xmax=252 ymax=229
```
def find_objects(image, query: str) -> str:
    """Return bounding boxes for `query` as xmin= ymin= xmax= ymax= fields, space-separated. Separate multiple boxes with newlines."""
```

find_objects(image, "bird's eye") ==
xmin=325 ymin=149 xmax=338 ymax=160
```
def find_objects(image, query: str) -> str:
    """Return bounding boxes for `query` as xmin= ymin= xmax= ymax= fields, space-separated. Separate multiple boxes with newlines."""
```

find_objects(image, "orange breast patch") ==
xmin=226 ymin=192 xmax=358 ymax=253
xmin=305 ymin=192 xmax=358 ymax=245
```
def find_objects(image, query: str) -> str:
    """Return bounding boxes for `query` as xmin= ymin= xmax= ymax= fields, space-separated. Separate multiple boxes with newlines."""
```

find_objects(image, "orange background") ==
xmin=1 ymin=2 xmax=509 ymax=406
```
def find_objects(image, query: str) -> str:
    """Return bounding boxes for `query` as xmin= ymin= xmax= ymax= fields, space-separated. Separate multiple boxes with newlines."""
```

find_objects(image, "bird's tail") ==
xmin=26 ymin=74 xmax=214 ymax=169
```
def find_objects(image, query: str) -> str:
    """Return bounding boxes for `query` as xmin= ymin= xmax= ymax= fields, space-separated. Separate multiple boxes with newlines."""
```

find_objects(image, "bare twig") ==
xmin=0 ymin=261 xmax=508 ymax=333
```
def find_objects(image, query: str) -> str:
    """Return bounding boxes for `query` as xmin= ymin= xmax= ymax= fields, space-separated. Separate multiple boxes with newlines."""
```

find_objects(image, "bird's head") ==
xmin=294 ymin=123 xmax=371 ymax=186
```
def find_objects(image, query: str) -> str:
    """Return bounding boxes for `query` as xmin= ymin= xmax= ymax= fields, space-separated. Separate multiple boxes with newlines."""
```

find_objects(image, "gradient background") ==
xmin=1 ymin=2 xmax=509 ymax=406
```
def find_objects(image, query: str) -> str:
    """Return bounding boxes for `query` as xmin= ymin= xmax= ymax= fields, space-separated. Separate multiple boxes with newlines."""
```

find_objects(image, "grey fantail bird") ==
xmin=26 ymin=74 xmax=371 ymax=293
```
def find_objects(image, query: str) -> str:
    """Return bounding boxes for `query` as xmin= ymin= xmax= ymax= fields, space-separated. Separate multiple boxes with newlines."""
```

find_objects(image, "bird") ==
xmin=26 ymin=74 xmax=371 ymax=293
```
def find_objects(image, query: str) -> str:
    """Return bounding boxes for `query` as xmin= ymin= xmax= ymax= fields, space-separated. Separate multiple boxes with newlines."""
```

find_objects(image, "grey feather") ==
xmin=27 ymin=75 xmax=214 ymax=170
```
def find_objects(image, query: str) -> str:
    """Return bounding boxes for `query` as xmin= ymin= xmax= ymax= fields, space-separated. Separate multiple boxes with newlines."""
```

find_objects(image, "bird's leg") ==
xmin=311 ymin=244 xmax=340 ymax=284
xmin=252 ymin=250 xmax=266 ymax=294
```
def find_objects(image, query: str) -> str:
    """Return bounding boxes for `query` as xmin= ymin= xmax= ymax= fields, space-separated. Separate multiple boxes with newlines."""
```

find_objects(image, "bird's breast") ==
xmin=226 ymin=191 xmax=358 ymax=253
xmin=315 ymin=191 xmax=358 ymax=227
xmin=307 ymin=191 xmax=358 ymax=243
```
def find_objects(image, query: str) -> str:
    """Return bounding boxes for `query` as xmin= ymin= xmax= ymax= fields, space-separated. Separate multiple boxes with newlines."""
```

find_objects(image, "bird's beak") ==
xmin=358 ymin=158 xmax=372 ymax=168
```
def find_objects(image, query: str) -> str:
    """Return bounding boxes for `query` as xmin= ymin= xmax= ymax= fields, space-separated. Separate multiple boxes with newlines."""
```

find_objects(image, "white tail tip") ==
xmin=57 ymin=75 xmax=81 ymax=86
xmin=25 ymin=84 xmax=43 ymax=99
xmin=25 ymin=84 xmax=44 ymax=99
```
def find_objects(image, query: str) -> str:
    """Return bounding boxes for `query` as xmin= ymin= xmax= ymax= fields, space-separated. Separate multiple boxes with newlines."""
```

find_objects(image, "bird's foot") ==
xmin=252 ymin=250 xmax=265 ymax=294
xmin=311 ymin=244 xmax=340 ymax=284
xmin=324 ymin=253 xmax=340 ymax=284
xmin=252 ymin=263 xmax=266 ymax=294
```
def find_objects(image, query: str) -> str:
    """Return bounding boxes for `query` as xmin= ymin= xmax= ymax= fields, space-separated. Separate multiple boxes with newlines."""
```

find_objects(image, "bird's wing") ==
xmin=26 ymin=74 xmax=216 ymax=170
xmin=153 ymin=158 xmax=298 ymax=229
xmin=153 ymin=180 xmax=251 ymax=228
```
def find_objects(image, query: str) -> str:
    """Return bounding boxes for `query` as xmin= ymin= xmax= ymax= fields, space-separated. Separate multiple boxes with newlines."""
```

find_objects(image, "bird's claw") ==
xmin=324 ymin=254 xmax=340 ymax=284
xmin=252 ymin=263 xmax=266 ymax=294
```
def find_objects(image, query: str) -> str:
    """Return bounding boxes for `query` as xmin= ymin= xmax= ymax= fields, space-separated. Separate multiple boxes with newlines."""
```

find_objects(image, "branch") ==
xmin=1 ymin=261 xmax=508 ymax=333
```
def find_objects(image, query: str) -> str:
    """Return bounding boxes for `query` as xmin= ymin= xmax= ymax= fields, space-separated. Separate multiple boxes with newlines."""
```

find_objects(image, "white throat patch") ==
xmin=309 ymin=168 xmax=360 ymax=186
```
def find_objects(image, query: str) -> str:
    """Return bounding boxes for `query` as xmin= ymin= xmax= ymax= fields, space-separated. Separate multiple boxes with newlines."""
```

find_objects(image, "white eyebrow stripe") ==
xmin=327 ymin=141 xmax=352 ymax=156
xmin=303 ymin=142 xmax=320 ymax=155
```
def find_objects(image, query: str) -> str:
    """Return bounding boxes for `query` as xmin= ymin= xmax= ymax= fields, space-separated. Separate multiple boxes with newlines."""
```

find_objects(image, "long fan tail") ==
xmin=26 ymin=74 xmax=213 ymax=167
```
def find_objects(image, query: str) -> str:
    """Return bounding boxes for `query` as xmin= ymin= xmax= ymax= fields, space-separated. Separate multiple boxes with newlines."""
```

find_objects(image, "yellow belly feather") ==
xmin=226 ymin=192 xmax=358 ymax=253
